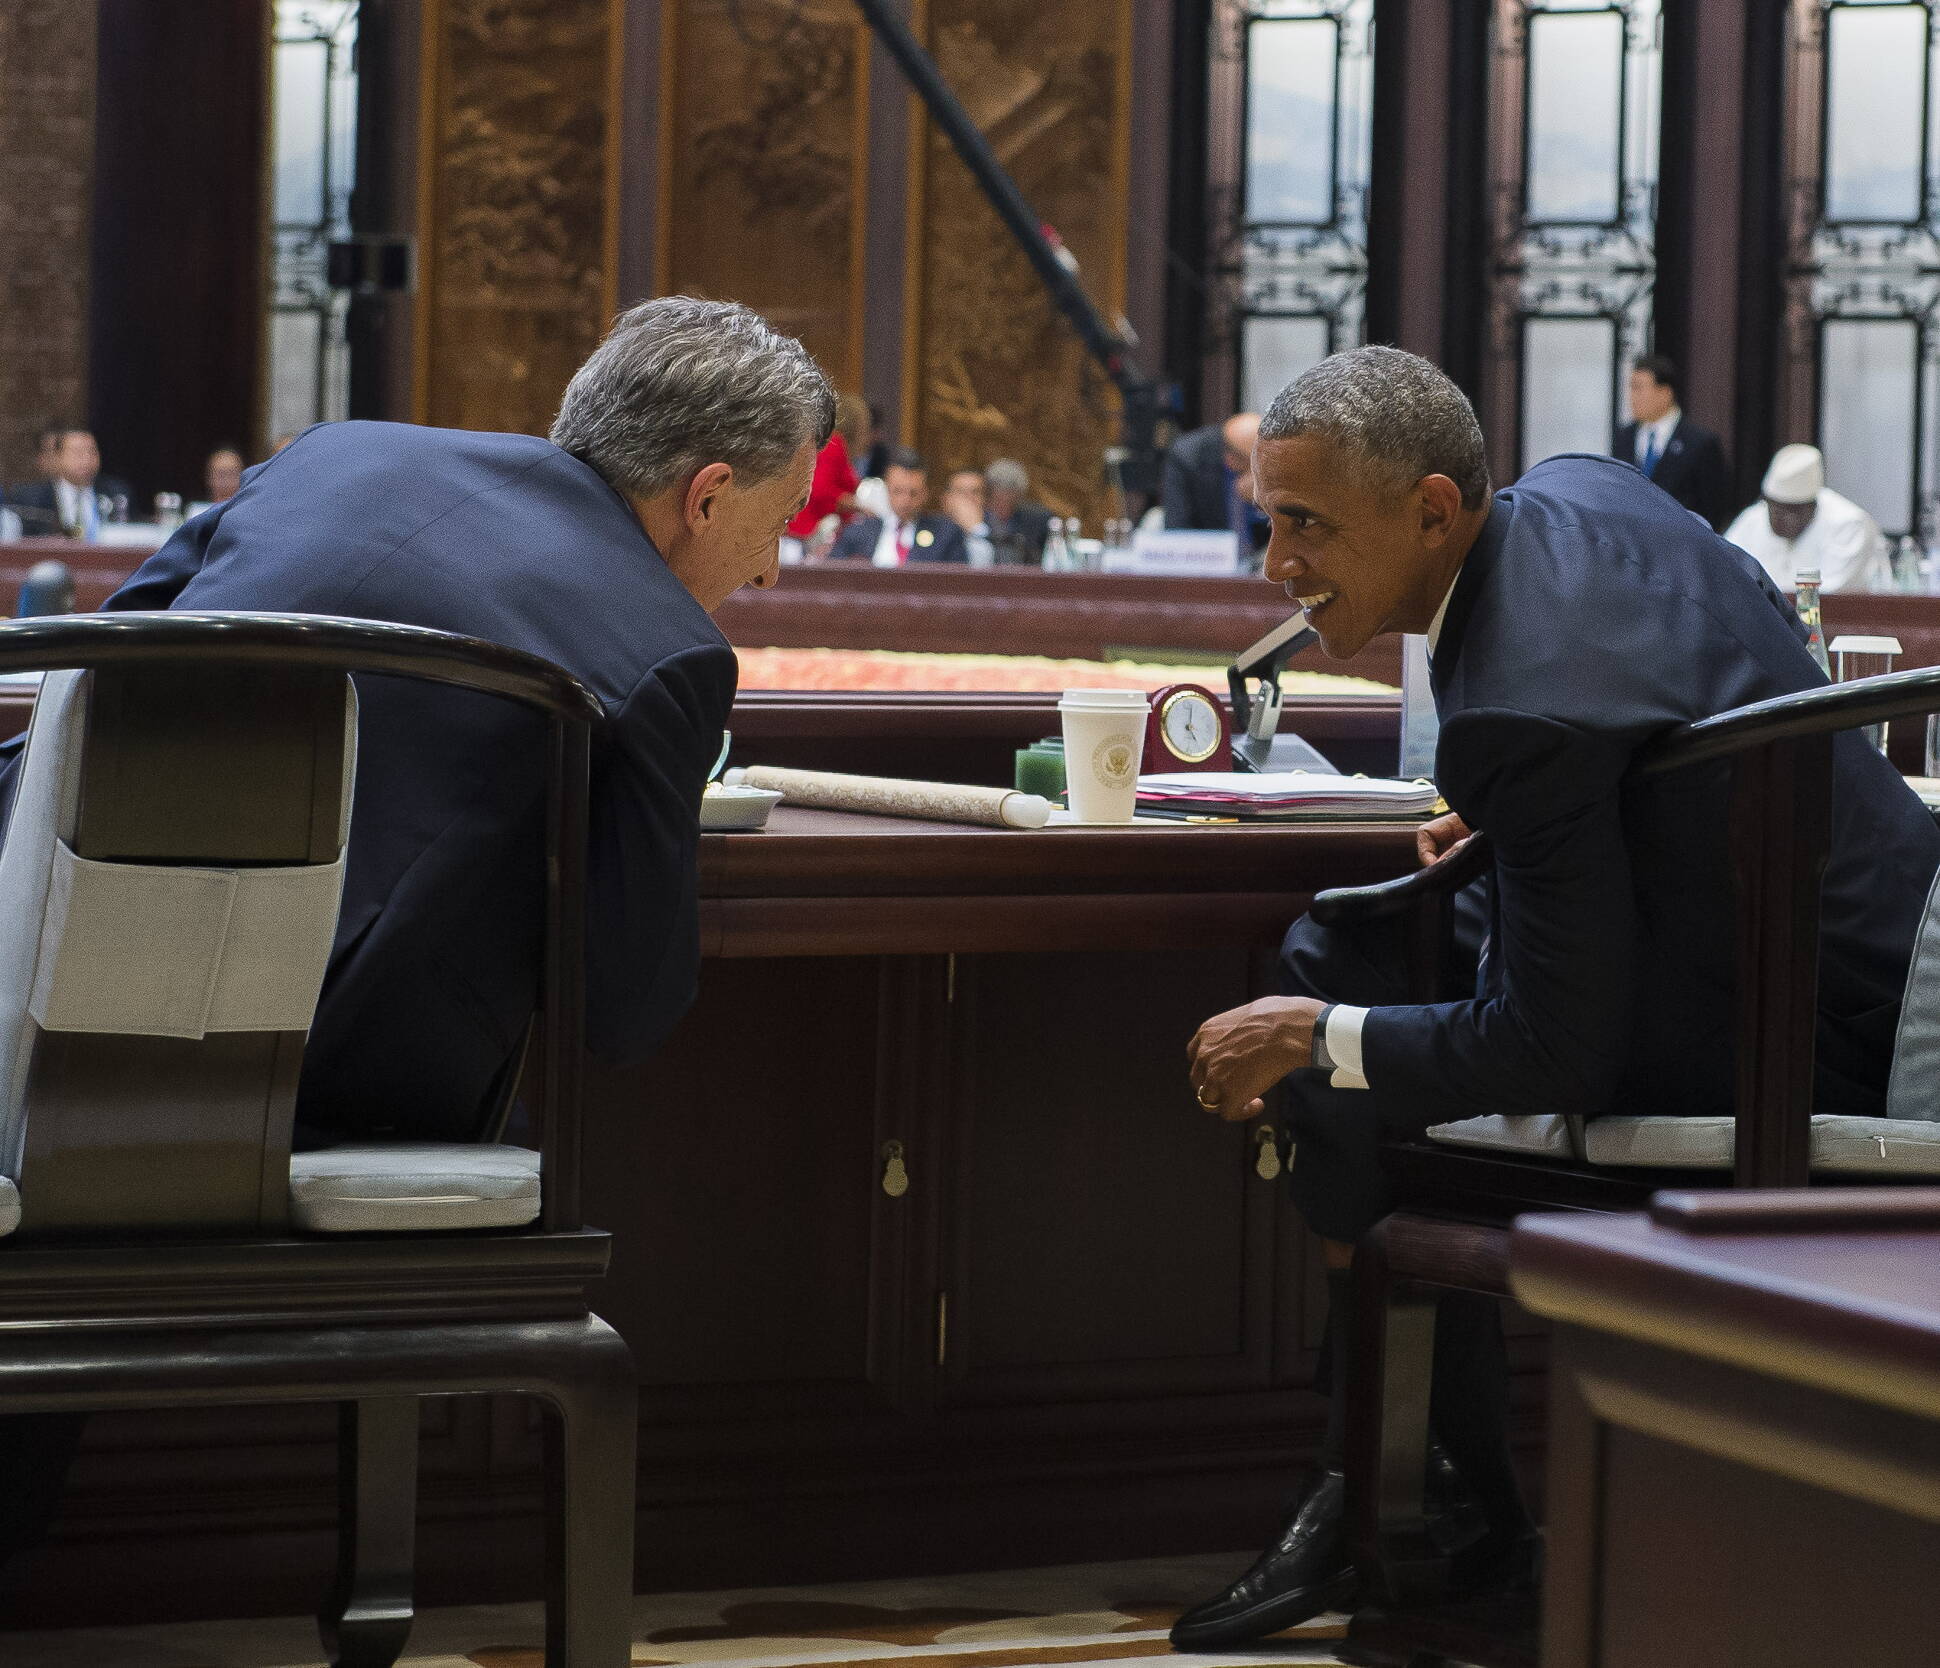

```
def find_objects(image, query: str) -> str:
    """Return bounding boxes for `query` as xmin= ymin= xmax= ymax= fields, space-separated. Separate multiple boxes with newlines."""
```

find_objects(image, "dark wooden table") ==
xmin=585 ymin=808 xmax=1422 ymax=1593
xmin=13 ymin=542 xmax=1940 ymax=712
xmin=9 ymin=803 xmax=1422 ymax=1626
xmin=1512 ymin=1191 xmax=1940 ymax=1667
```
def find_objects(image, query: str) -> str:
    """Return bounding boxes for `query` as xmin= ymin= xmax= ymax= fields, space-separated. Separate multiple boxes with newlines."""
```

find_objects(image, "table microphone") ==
xmin=1228 ymin=610 xmax=1319 ymax=772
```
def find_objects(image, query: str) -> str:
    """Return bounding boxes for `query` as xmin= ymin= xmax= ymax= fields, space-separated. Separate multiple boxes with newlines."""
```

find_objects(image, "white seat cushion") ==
xmin=1584 ymin=1116 xmax=1737 ymax=1168
xmin=1808 ymin=1116 xmax=1940 ymax=1175
xmin=1422 ymin=1114 xmax=1576 ymax=1157
xmin=1427 ymin=1113 xmax=1940 ymax=1175
xmin=289 ymin=1143 xmax=542 ymax=1233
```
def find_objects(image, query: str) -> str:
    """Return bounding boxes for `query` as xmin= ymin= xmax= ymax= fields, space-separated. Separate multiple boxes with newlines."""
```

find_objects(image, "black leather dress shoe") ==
xmin=1168 ymin=1468 xmax=1355 ymax=1651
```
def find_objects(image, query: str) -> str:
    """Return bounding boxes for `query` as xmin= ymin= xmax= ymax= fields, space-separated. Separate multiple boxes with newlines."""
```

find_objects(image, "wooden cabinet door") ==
xmin=584 ymin=954 xmax=938 ymax=1446
xmin=927 ymin=948 xmax=1295 ymax=1408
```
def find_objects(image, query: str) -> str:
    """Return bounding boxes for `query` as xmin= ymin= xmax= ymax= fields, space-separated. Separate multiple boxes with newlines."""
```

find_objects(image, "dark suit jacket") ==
xmin=827 ymin=513 xmax=969 ymax=564
xmin=1160 ymin=425 xmax=1231 ymax=532
xmin=5 ymin=476 xmax=135 ymax=535
xmin=987 ymin=500 xmax=1052 ymax=564
xmin=98 ymin=420 xmax=738 ymax=1141
xmin=1615 ymin=415 xmax=1734 ymax=530
xmin=1358 ymin=452 xmax=1940 ymax=1131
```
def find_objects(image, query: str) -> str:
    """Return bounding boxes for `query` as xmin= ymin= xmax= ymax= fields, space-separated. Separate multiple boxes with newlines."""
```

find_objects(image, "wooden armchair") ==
xmin=1306 ymin=665 xmax=1940 ymax=1668
xmin=0 ymin=611 xmax=632 ymax=1667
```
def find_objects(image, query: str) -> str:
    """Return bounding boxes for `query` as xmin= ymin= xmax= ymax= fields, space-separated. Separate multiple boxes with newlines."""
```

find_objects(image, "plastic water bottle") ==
xmin=1896 ymin=536 xmax=1923 ymax=592
xmin=1794 ymin=566 xmax=1831 ymax=677
xmin=1042 ymin=517 xmax=1075 ymax=572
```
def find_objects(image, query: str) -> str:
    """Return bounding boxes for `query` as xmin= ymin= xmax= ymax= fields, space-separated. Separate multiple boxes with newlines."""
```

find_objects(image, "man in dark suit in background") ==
xmin=6 ymin=428 xmax=132 ymax=538
xmin=104 ymin=297 xmax=832 ymax=1143
xmin=983 ymin=457 xmax=1052 ymax=563
xmin=827 ymin=447 xmax=968 ymax=565
xmin=1613 ymin=354 xmax=1733 ymax=530
xmin=1171 ymin=347 xmax=1940 ymax=1646
xmin=1162 ymin=412 xmax=1270 ymax=555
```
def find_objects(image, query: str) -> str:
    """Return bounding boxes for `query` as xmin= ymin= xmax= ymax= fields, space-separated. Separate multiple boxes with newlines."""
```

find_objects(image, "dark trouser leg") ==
xmin=0 ymin=1413 xmax=87 ymax=1582
xmin=1276 ymin=898 xmax=1526 ymax=1537
xmin=1430 ymin=1294 xmax=1531 ymax=1542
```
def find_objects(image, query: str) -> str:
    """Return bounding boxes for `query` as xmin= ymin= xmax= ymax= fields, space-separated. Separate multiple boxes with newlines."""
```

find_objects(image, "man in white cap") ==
xmin=1724 ymin=442 xmax=1891 ymax=592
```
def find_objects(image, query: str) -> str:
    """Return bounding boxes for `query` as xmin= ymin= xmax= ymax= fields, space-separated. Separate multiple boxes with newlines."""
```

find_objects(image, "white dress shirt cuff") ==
xmin=1322 ymin=1003 xmax=1370 ymax=1090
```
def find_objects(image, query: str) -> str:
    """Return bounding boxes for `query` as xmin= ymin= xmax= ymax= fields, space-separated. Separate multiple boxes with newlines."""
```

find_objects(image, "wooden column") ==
xmin=347 ymin=0 xmax=424 ymax=424
xmin=1656 ymin=0 xmax=1788 ymax=511
xmin=88 ymin=0 xmax=268 ymax=504
xmin=1365 ymin=0 xmax=1490 ymax=401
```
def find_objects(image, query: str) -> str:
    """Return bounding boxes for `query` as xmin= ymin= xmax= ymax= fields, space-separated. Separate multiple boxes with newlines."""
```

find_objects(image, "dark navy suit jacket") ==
xmin=100 ymin=421 xmax=739 ymax=1140
xmin=1359 ymin=453 xmax=1940 ymax=1129
xmin=827 ymin=513 xmax=968 ymax=564
xmin=1614 ymin=415 xmax=1734 ymax=530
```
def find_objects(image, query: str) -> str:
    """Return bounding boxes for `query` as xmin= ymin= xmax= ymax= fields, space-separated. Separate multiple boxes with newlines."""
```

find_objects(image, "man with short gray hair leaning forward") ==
xmin=105 ymin=296 xmax=832 ymax=1146
xmin=1171 ymin=346 xmax=1940 ymax=1645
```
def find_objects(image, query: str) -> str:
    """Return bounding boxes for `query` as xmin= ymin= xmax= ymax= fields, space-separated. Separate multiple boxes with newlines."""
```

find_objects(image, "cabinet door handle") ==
xmin=881 ymin=1140 xmax=910 ymax=1198
xmin=1253 ymin=1125 xmax=1282 ymax=1181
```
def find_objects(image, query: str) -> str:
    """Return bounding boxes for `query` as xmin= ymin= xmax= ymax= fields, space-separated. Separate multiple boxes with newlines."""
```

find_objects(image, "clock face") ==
xmin=1160 ymin=688 xmax=1223 ymax=763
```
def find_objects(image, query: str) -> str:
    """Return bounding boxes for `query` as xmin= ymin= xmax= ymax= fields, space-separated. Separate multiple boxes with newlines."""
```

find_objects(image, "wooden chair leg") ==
xmin=318 ymin=1396 xmax=420 ymax=1668
xmin=541 ymin=1317 xmax=638 ymax=1667
xmin=1345 ymin=1221 xmax=1448 ymax=1606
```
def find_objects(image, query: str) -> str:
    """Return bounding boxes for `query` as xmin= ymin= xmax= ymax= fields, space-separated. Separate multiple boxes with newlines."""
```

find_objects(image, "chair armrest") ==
xmin=1639 ymin=663 xmax=1940 ymax=775
xmin=1310 ymin=832 xmax=1493 ymax=927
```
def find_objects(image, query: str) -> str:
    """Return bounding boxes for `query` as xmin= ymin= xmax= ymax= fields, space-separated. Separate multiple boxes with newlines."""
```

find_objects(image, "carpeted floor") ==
xmin=0 ymin=1552 xmax=1354 ymax=1668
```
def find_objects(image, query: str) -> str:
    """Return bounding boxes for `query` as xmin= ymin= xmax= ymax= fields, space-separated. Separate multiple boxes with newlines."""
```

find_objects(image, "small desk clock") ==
xmin=1145 ymin=682 xmax=1233 ymax=770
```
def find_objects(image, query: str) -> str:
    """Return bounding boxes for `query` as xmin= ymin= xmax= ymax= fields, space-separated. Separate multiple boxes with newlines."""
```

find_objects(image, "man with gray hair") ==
xmin=103 ymin=295 xmax=833 ymax=1143
xmin=1172 ymin=346 xmax=1940 ymax=1644
xmin=983 ymin=457 xmax=1052 ymax=563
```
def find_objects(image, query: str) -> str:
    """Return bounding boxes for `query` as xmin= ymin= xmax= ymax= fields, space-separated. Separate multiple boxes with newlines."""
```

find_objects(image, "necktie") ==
xmin=1641 ymin=430 xmax=1660 ymax=479
xmin=81 ymin=488 xmax=98 ymax=541
xmin=896 ymin=522 xmax=912 ymax=565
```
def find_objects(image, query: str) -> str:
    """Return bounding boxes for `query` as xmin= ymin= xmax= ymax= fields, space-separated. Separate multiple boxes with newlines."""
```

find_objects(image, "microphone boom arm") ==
xmin=851 ymin=0 xmax=1164 ymax=494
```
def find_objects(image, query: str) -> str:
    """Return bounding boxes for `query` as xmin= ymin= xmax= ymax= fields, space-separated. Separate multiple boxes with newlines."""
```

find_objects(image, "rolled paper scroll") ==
xmin=732 ymin=765 xmax=1051 ymax=829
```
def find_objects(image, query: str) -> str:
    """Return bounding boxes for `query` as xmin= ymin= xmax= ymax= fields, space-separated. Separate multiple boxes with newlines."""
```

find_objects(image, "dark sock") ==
xmin=1314 ymin=1269 xmax=1353 ymax=1470
xmin=1428 ymin=1293 xmax=1532 ymax=1539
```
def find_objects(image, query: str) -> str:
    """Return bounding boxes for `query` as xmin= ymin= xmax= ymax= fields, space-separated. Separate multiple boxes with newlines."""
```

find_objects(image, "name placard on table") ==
xmin=1100 ymin=529 xmax=1242 ymax=577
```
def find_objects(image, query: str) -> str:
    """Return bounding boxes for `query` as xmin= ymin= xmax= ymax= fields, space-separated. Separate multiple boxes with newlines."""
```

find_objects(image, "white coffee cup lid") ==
xmin=1058 ymin=688 xmax=1149 ymax=707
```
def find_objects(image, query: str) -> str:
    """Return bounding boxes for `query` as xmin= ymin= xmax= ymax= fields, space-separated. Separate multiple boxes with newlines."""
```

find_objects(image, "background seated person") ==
xmin=6 ymin=428 xmax=130 ymax=539
xmin=941 ymin=467 xmax=996 ymax=567
xmin=983 ymin=457 xmax=1051 ymax=563
xmin=783 ymin=391 xmax=867 ymax=563
xmin=1161 ymin=411 xmax=1269 ymax=554
xmin=1171 ymin=348 xmax=1940 ymax=1648
xmin=94 ymin=296 xmax=833 ymax=1145
xmin=1724 ymin=442 xmax=1891 ymax=593
xmin=184 ymin=445 xmax=248 ymax=518
xmin=827 ymin=448 xmax=968 ymax=565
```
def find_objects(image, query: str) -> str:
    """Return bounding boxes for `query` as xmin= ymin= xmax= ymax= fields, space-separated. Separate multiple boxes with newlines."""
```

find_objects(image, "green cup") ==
xmin=1013 ymin=741 xmax=1067 ymax=799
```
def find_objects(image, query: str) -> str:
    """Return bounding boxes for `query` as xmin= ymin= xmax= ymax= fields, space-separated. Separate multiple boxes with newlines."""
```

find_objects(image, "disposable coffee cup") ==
xmin=1058 ymin=688 xmax=1148 ymax=822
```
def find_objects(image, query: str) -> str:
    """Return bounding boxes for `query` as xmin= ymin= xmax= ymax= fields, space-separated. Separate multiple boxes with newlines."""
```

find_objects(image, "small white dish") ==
xmin=701 ymin=784 xmax=784 ymax=831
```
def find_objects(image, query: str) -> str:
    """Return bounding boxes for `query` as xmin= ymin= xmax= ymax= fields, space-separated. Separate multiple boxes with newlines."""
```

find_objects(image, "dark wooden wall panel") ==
xmin=904 ymin=0 xmax=1132 ymax=520
xmin=87 ymin=0 xmax=267 ymax=506
xmin=655 ymin=0 xmax=869 ymax=390
xmin=414 ymin=0 xmax=619 ymax=434
xmin=0 ymin=2 xmax=97 ymax=487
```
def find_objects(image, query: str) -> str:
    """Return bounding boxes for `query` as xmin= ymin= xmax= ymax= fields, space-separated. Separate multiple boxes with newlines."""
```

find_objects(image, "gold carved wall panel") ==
xmin=905 ymin=0 xmax=1131 ymax=521
xmin=416 ymin=0 xmax=619 ymax=434
xmin=656 ymin=0 xmax=869 ymax=390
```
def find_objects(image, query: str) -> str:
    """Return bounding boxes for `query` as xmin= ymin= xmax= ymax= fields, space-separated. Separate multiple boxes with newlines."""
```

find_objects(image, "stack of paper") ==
xmin=1137 ymin=771 xmax=1440 ymax=821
